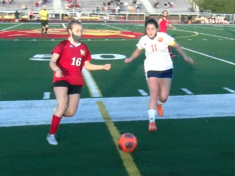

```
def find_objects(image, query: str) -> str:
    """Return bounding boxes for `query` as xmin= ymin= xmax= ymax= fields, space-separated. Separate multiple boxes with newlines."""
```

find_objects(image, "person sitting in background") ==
xmin=35 ymin=2 xmax=39 ymax=7
xmin=164 ymin=3 xmax=167 ymax=8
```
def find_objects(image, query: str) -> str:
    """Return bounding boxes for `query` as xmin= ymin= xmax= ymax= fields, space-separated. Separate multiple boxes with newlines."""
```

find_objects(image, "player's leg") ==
xmin=41 ymin=20 xmax=45 ymax=35
xmin=63 ymin=94 xmax=80 ymax=117
xmin=147 ymin=76 xmax=159 ymax=131
xmin=157 ymin=69 xmax=173 ymax=117
xmin=44 ymin=23 xmax=49 ymax=35
xmin=63 ymin=85 xmax=81 ymax=117
xmin=47 ymin=86 xmax=68 ymax=145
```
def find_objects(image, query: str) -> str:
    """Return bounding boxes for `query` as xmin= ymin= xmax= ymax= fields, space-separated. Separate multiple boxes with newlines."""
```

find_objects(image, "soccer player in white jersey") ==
xmin=125 ymin=19 xmax=193 ymax=132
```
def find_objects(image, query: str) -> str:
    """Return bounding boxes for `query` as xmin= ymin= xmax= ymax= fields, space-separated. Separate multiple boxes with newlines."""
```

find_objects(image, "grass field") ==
xmin=0 ymin=22 xmax=235 ymax=176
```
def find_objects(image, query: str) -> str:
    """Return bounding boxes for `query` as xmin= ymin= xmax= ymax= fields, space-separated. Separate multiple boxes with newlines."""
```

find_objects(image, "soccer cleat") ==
xmin=170 ymin=54 xmax=177 ymax=58
xmin=157 ymin=105 xmax=163 ymax=117
xmin=41 ymin=33 xmax=45 ymax=36
xmin=44 ymin=32 xmax=48 ymax=36
xmin=148 ymin=122 xmax=157 ymax=132
xmin=46 ymin=134 xmax=58 ymax=145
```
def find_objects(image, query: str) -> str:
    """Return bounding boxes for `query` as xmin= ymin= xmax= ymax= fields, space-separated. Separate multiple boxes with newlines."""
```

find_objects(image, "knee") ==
xmin=159 ymin=95 xmax=168 ymax=103
xmin=64 ymin=109 xmax=76 ymax=117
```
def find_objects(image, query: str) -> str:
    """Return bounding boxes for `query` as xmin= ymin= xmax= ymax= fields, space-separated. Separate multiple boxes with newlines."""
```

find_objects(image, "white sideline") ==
xmin=182 ymin=47 xmax=235 ymax=66
xmin=0 ymin=94 xmax=235 ymax=127
xmin=0 ymin=23 xmax=23 ymax=31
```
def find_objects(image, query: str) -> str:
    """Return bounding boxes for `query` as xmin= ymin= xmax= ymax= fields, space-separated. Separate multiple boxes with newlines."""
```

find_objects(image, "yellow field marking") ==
xmin=175 ymin=32 xmax=199 ymax=39
xmin=96 ymin=101 xmax=141 ymax=176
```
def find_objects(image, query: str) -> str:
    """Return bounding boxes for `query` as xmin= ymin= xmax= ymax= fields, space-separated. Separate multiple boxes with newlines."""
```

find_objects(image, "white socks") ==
xmin=148 ymin=109 xmax=156 ymax=123
xmin=157 ymin=100 xmax=163 ymax=105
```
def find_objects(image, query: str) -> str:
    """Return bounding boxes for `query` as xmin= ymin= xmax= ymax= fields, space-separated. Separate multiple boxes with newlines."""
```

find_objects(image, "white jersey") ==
xmin=136 ymin=32 xmax=174 ymax=72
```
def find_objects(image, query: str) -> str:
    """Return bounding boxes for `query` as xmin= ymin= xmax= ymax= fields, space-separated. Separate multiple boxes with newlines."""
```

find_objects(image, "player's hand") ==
xmin=184 ymin=57 xmax=194 ymax=65
xmin=124 ymin=58 xmax=132 ymax=63
xmin=55 ymin=70 xmax=63 ymax=77
xmin=103 ymin=64 xmax=111 ymax=70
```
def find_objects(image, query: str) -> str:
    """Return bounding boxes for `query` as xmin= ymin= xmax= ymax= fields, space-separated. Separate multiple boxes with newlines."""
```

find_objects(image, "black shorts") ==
xmin=52 ymin=81 xmax=82 ymax=94
xmin=41 ymin=20 xmax=48 ymax=26
xmin=146 ymin=69 xmax=173 ymax=79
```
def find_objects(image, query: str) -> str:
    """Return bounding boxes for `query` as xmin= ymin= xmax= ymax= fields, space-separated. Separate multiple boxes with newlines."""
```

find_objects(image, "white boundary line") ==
xmin=62 ymin=23 xmax=66 ymax=28
xmin=101 ymin=24 xmax=130 ymax=31
xmin=43 ymin=92 xmax=50 ymax=99
xmin=176 ymin=29 xmax=235 ymax=40
xmin=223 ymin=87 xmax=235 ymax=93
xmin=0 ymin=23 xmax=24 ymax=31
xmin=181 ymin=88 xmax=193 ymax=95
xmin=138 ymin=89 xmax=148 ymax=96
xmin=82 ymin=68 xmax=102 ymax=97
xmin=182 ymin=47 xmax=235 ymax=66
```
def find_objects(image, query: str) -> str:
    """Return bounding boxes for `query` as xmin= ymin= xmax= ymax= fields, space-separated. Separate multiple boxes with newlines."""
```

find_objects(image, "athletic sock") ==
xmin=148 ymin=109 xmax=156 ymax=123
xmin=49 ymin=114 xmax=62 ymax=135
xmin=157 ymin=100 xmax=163 ymax=105
xmin=41 ymin=28 xmax=44 ymax=33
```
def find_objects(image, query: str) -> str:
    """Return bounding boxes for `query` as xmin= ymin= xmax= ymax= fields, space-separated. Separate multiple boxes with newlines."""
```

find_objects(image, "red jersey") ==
xmin=52 ymin=40 xmax=92 ymax=86
xmin=159 ymin=17 xmax=169 ymax=33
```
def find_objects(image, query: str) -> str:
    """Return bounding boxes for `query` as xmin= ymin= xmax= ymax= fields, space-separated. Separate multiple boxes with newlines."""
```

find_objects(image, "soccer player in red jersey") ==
xmin=46 ymin=20 xmax=111 ymax=145
xmin=158 ymin=10 xmax=177 ymax=58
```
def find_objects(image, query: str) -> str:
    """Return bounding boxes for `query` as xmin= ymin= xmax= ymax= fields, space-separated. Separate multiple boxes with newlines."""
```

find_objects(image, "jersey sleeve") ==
xmin=136 ymin=37 xmax=145 ymax=49
xmin=163 ymin=33 xmax=174 ymax=46
xmin=84 ymin=45 xmax=92 ymax=61
xmin=51 ymin=41 xmax=65 ymax=55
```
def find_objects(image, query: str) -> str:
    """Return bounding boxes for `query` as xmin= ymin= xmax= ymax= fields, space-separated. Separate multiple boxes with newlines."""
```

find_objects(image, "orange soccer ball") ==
xmin=118 ymin=133 xmax=138 ymax=153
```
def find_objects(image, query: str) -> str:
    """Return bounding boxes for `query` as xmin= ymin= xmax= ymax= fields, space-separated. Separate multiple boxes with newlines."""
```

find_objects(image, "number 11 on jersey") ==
xmin=151 ymin=44 xmax=157 ymax=52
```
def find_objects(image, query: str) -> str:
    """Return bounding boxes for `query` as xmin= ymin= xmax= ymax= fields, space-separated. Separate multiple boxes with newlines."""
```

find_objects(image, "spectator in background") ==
xmin=116 ymin=5 xmax=120 ymax=13
xmin=14 ymin=10 xmax=19 ymax=22
xmin=164 ymin=3 xmax=167 ymax=8
xmin=75 ymin=9 xmax=81 ymax=22
xmin=2 ymin=0 xmax=6 ymax=6
xmin=35 ymin=2 xmax=39 ymax=7
xmin=9 ymin=0 xmax=12 ymax=4
xmin=28 ymin=9 xmax=33 ymax=19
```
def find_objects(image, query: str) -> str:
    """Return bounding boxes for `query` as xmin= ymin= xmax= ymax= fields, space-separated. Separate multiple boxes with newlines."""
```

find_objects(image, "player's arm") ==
xmin=49 ymin=53 xmax=63 ymax=77
xmin=169 ymin=23 xmax=176 ymax=30
xmin=84 ymin=61 xmax=111 ymax=71
xmin=158 ymin=18 xmax=162 ymax=25
xmin=170 ymin=41 xmax=193 ymax=64
xmin=125 ymin=48 xmax=142 ymax=63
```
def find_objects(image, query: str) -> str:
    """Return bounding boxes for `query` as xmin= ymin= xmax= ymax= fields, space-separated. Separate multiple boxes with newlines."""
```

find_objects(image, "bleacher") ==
xmin=0 ymin=0 xmax=55 ymax=12
xmin=63 ymin=0 xmax=147 ymax=13
xmin=148 ymin=0 xmax=192 ymax=13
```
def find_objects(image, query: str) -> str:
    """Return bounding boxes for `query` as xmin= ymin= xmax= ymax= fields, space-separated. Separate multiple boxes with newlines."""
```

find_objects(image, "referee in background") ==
xmin=39 ymin=5 xmax=49 ymax=36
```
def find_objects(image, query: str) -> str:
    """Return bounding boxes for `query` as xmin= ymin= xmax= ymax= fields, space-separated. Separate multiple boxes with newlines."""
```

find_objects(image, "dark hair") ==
xmin=145 ymin=18 xmax=159 ymax=30
xmin=67 ymin=20 xmax=82 ymax=33
xmin=162 ymin=10 xmax=168 ymax=14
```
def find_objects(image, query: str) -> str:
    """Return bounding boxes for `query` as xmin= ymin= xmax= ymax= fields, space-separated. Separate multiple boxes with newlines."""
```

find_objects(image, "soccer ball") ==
xmin=118 ymin=133 xmax=137 ymax=153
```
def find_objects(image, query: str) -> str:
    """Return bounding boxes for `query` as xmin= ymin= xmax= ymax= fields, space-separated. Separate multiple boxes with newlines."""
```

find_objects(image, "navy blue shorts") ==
xmin=146 ymin=69 xmax=173 ymax=79
xmin=52 ymin=81 xmax=82 ymax=94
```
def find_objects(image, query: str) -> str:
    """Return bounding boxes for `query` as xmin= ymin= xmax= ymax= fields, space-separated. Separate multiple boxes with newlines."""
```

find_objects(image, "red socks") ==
xmin=49 ymin=114 xmax=62 ymax=135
